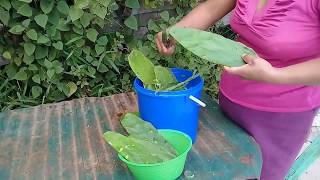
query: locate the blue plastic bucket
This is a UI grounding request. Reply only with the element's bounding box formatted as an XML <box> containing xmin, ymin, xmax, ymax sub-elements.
<box><xmin>133</xmin><ymin>68</ymin><xmax>204</xmax><ymax>142</ymax></box>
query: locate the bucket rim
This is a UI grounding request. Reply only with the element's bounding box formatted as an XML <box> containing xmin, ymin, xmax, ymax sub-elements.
<box><xmin>118</xmin><ymin>129</ymin><xmax>192</xmax><ymax>167</ymax></box>
<box><xmin>133</xmin><ymin>68</ymin><xmax>204</xmax><ymax>96</ymax></box>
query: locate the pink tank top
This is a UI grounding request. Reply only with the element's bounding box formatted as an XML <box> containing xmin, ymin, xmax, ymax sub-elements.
<box><xmin>220</xmin><ymin>0</ymin><xmax>320</xmax><ymax>112</ymax></box>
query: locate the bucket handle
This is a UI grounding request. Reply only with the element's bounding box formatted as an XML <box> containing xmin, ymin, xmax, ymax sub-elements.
<box><xmin>189</xmin><ymin>95</ymin><xmax>206</xmax><ymax>107</ymax></box>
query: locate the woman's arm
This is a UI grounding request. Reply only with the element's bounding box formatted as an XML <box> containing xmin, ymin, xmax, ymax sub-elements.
<box><xmin>174</xmin><ymin>0</ymin><xmax>236</xmax><ymax>29</ymax></box>
<box><xmin>273</xmin><ymin>58</ymin><xmax>320</xmax><ymax>85</ymax></box>
<box><xmin>224</xmin><ymin>55</ymin><xmax>320</xmax><ymax>85</ymax></box>
<box><xmin>156</xmin><ymin>0</ymin><xmax>236</xmax><ymax>55</ymax></box>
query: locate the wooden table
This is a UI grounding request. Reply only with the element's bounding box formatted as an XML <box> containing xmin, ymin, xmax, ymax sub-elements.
<box><xmin>0</xmin><ymin>92</ymin><xmax>262</xmax><ymax>180</ymax></box>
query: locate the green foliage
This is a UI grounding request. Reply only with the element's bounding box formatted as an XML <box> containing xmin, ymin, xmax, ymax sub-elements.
<box><xmin>0</xmin><ymin>0</ymin><xmax>235</xmax><ymax>111</ymax></box>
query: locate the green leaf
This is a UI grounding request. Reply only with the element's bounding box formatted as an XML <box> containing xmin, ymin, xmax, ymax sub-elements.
<box><xmin>48</xmin><ymin>8</ymin><xmax>60</xmax><ymax>26</ymax></box>
<box><xmin>18</xmin><ymin>0</ymin><xmax>32</xmax><ymax>3</ymax></box>
<box><xmin>47</xmin><ymin>69</ymin><xmax>55</xmax><ymax>79</ymax></box>
<box><xmin>57</xmin><ymin>0</ymin><xmax>69</xmax><ymax>15</ymax></box>
<box><xmin>97</xmin><ymin>36</ymin><xmax>108</xmax><ymax>46</ymax></box>
<box><xmin>28</xmin><ymin>64</ymin><xmax>38</xmax><ymax>71</ymax></box>
<box><xmin>34</xmin><ymin>14</ymin><xmax>48</xmax><ymax>28</ymax></box>
<box><xmin>3</xmin><ymin>51</ymin><xmax>11</xmax><ymax>60</ymax></box>
<box><xmin>26</xmin><ymin>29</ymin><xmax>38</xmax><ymax>40</ymax></box>
<box><xmin>32</xmin><ymin>75</ymin><xmax>41</xmax><ymax>84</ymax></box>
<box><xmin>75</xmin><ymin>0</ymin><xmax>89</xmax><ymax>9</ymax></box>
<box><xmin>86</xmin><ymin>28</ymin><xmax>98</xmax><ymax>42</ymax></box>
<box><xmin>128</xmin><ymin>49</ymin><xmax>156</xmax><ymax>86</ymax></box>
<box><xmin>37</xmin><ymin>34</ymin><xmax>50</xmax><ymax>44</ymax></box>
<box><xmin>124</xmin><ymin>16</ymin><xmax>138</xmax><ymax>30</ymax></box>
<box><xmin>80</xmin><ymin>13</ymin><xmax>91</xmax><ymax>28</ymax></box>
<box><xmin>69</xmin><ymin>6</ymin><xmax>84</xmax><ymax>22</ymax></box>
<box><xmin>40</xmin><ymin>0</ymin><xmax>54</xmax><ymax>14</ymax></box>
<box><xmin>17</xmin><ymin>4</ymin><xmax>32</xmax><ymax>17</ymax></box>
<box><xmin>160</xmin><ymin>11</ymin><xmax>170</xmax><ymax>22</ymax></box>
<box><xmin>65</xmin><ymin>36</ymin><xmax>82</xmax><ymax>45</ymax></box>
<box><xmin>147</xmin><ymin>19</ymin><xmax>159</xmax><ymax>32</ymax></box>
<box><xmin>0</xmin><ymin>7</ymin><xmax>9</xmax><ymax>25</ymax></box>
<box><xmin>52</xmin><ymin>41</ymin><xmax>63</xmax><ymax>50</ymax></box>
<box><xmin>57</xmin><ymin>19</ymin><xmax>70</xmax><ymax>31</ymax></box>
<box><xmin>95</xmin><ymin>45</ymin><xmax>105</xmax><ymax>55</ymax></box>
<box><xmin>65</xmin><ymin>82</ymin><xmax>77</xmax><ymax>97</ymax></box>
<box><xmin>121</xmin><ymin>113</ymin><xmax>178</xmax><ymax>156</ymax></box>
<box><xmin>23</xmin><ymin>54</ymin><xmax>34</xmax><ymax>65</ymax></box>
<box><xmin>169</xmin><ymin>27</ymin><xmax>256</xmax><ymax>67</ymax></box>
<box><xmin>9</xmin><ymin>25</ymin><xmax>25</xmax><ymax>34</ymax></box>
<box><xmin>90</xmin><ymin>3</ymin><xmax>108</xmax><ymax>19</ymax></box>
<box><xmin>32</xmin><ymin>86</ymin><xmax>42</xmax><ymax>98</ymax></box>
<box><xmin>125</xmin><ymin>0</ymin><xmax>140</xmax><ymax>8</ymax></box>
<box><xmin>0</xmin><ymin>0</ymin><xmax>11</xmax><ymax>10</ymax></box>
<box><xmin>13</xmin><ymin>69</ymin><xmax>28</xmax><ymax>81</ymax></box>
<box><xmin>22</xmin><ymin>19</ymin><xmax>31</xmax><ymax>27</ymax></box>
<box><xmin>44</xmin><ymin>59</ymin><xmax>53</xmax><ymax>69</ymax></box>
<box><xmin>97</xmin><ymin>63</ymin><xmax>108</xmax><ymax>73</ymax></box>
<box><xmin>24</xmin><ymin>42</ymin><xmax>36</xmax><ymax>56</ymax></box>
<box><xmin>154</xmin><ymin>66</ymin><xmax>180</xmax><ymax>90</ymax></box>
<box><xmin>35</xmin><ymin>46</ymin><xmax>48</xmax><ymax>59</ymax></box>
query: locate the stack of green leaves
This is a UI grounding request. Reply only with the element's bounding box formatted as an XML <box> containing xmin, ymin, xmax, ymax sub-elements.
<box><xmin>128</xmin><ymin>49</ymin><xmax>198</xmax><ymax>91</ymax></box>
<box><xmin>168</xmin><ymin>27</ymin><xmax>257</xmax><ymax>67</ymax></box>
<box><xmin>103</xmin><ymin>113</ymin><xmax>178</xmax><ymax>164</ymax></box>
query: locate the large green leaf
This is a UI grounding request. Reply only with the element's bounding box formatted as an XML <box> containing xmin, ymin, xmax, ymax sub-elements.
<box><xmin>66</xmin><ymin>81</ymin><xmax>77</xmax><ymax>97</ymax></box>
<box><xmin>124</xmin><ymin>15</ymin><xmax>138</xmax><ymax>30</ymax></box>
<box><xmin>37</xmin><ymin>34</ymin><xmax>50</xmax><ymax>44</ymax></box>
<box><xmin>80</xmin><ymin>13</ymin><xmax>91</xmax><ymax>28</ymax></box>
<box><xmin>69</xmin><ymin>6</ymin><xmax>84</xmax><ymax>22</ymax></box>
<box><xmin>26</xmin><ymin>29</ymin><xmax>38</xmax><ymax>41</ymax></box>
<box><xmin>32</xmin><ymin>86</ymin><xmax>43</xmax><ymax>98</ymax></box>
<box><xmin>57</xmin><ymin>0</ymin><xmax>69</xmax><ymax>15</ymax></box>
<box><xmin>86</xmin><ymin>28</ymin><xmax>98</xmax><ymax>42</ymax></box>
<box><xmin>75</xmin><ymin>0</ymin><xmax>89</xmax><ymax>9</ymax></box>
<box><xmin>9</xmin><ymin>25</ymin><xmax>25</xmax><ymax>34</ymax></box>
<box><xmin>90</xmin><ymin>3</ymin><xmax>108</xmax><ymax>19</ymax></box>
<box><xmin>35</xmin><ymin>46</ymin><xmax>48</xmax><ymax>59</ymax></box>
<box><xmin>97</xmin><ymin>36</ymin><xmax>108</xmax><ymax>46</ymax></box>
<box><xmin>125</xmin><ymin>0</ymin><xmax>140</xmax><ymax>8</ymax></box>
<box><xmin>24</xmin><ymin>42</ymin><xmax>36</xmax><ymax>56</ymax></box>
<box><xmin>22</xmin><ymin>19</ymin><xmax>30</xmax><ymax>27</ymax></box>
<box><xmin>32</xmin><ymin>74</ymin><xmax>41</xmax><ymax>84</ymax></box>
<box><xmin>169</xmin><ymin>27</ymin><xmax>256</xmax><ymax>67</ymax></box>
<box><xmin>40</xmin><ymin>0</ymin><xmax>54</xmax><ymax>14</ymax></box>
<box><xmin>154</xmin><ymin>66</ymin><xmax>180</xmax><ymax>90</ymax></box>
<box><xmin>0</xmin><ymin>7</ymin><xmax>9</xmax><ymax>25</ymax></box>
<box><xmin>13</xmin><ymin>69</ymin><xmax>28</xmax><ymax>81</ymax></box>
<box><xmin>103</xmin><ymin>131</ymin><xmax>176</xmax><ymax>164</ymax></box>
<box><xmin>18</xmin><ymin>0</ymin><xmax>32</xmax><ymax>3</ymax></box>
<box><xmin>17</xmin><ymin>4</ymin><xmax>32</xmax><ymax>17</ymax></box>
<box><xmin>34</xmin><ymin>14</ymin><xmax>48</xmax><ymax>28</ymax></box>
<box><xmin>3</xmin><ymin>51</ymin><xmax>11</xmax><ymax>60</ymax></box>
<box><xmin>48</xmin><ymin>8</ymin><xmax>60</xmax><ymax>26</ymax></box>
<box><xmin>52</xmin><ymin>41</ymin><xmax>63</xmax><ymax>50</ymax></box>
<box><xmin>0</xmin><ymin>0</ymin><xmax>11</xmax><ymax>10</ymax></box>
<box><xmin>121</xmin><ymin>113</ymin><xmax>178</xmax><ymax>156</ymax></box>
<box><xmin>128</xmin><ymin>49</ymin><xmax>156</xmax><ymax>86</ymax></box>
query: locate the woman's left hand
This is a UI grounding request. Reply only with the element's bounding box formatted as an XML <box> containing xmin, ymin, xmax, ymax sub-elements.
<box><xmin>224</xmin><ymin>54</ymin><xmax>278</xmax><ymax>83</ymax></box>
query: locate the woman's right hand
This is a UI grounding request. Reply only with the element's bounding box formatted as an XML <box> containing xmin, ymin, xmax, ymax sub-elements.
<box><xmin>155</xmin><ymin>31</ymin><xmax>176</xmax><ymax>56</ymax></box>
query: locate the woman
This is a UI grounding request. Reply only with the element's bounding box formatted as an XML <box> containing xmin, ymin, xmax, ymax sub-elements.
<box><xmin>155</xmin><ymin>0</ymin><xmax>320</xmax><ymax>179</ymax></box>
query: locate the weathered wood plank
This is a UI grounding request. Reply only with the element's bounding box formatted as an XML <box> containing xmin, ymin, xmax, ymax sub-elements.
<box><xmin>286</xmin><ymin>135</ymin><xmax>320</xmax><ymax>180</ymax></box>
<box><xmin>0</xmin><ymin>92</ymin><xmax>262</xmax><ymax>180</ymax></box>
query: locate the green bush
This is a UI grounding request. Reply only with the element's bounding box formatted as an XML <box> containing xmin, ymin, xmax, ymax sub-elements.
<box><xmin>0</xmin><ymin>0</ymin><xmax>236</xmax><ymax>111</ymax></box>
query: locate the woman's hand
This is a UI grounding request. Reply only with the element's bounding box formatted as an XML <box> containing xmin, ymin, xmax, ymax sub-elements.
<box><xmin>155</xmin><ymin>31</ymin><xmax>176</xmax><ymax>56</ymax></box>
<box><xmin>224</xmin><ymin>54</ymin><xmax>279</xmax><ymax>83</ymax></box>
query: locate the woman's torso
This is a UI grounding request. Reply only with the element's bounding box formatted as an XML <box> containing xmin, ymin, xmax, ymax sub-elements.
<box><xmin>220</xmin><ymin>0</ymin><xmax>320</xmax><ymax>112</ymax></box>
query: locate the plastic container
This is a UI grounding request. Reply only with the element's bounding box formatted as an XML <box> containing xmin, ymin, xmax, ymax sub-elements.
<box><xmin>133</xmin><ymin>68</ymin><xmax>204</xmax><ymax>142</ymax></box>
<box><xmin>118</xmin><ymin>129</ymin><xmax>192</xmax><ymax>180</ymax></box>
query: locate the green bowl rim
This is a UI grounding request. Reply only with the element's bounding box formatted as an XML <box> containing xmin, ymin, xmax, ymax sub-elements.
<box><xmin>118</xmin><ymin>129</ymin><xmax>192</xmax><ymax>167</ymax></box>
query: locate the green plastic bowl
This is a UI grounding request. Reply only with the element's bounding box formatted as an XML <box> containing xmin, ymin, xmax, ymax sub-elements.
<box><xmin>118</xmin><ymin>129</ymin><xmax>192</xmax><ymax>180</ymax></box>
